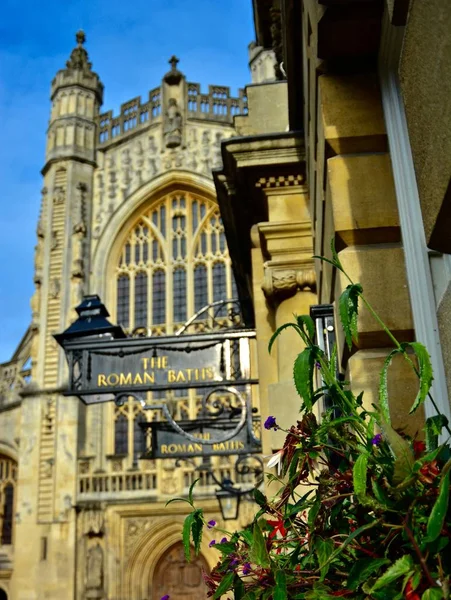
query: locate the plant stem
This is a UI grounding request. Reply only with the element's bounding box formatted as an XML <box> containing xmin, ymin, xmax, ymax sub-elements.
<box><xmin>404</xmin><ymin>523</ymin><xmax>438</xmax><ymax>589</ymax></box>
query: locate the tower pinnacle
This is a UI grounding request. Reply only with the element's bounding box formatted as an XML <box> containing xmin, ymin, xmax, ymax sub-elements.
<box><xmin>66</xmin><ymin>30</ymin><xmax>92</xmax><ymax>72</ymax></box>
<box><xmin>169</xmin><ymin>55</ymin><xmax>179</xmax><ymax>70</ymax></box>
<box><xmin>75</xmin><ymin>30</ymin><xmax>86</xmax><ymax>46</ymax></box>
<box><xmin>164</xmin><ymin>55</ymin><xmax>183</xmax><ymax>85</ymax></box>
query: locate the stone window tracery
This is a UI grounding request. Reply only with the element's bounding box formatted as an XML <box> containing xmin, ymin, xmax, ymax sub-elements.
<box><xmin>0</xmin><ymin>455</ymin><xmax>17</xmax><ymax>545</ymax></box>
<box><xmin>113</xmin><ymin>191</ymin><xmax>236</xmax><ymax>463</ymax></box>
<box><xmin>114</xmin><ymin>191</ymin><xmax>234</xmax><ymax>335</ymax></box>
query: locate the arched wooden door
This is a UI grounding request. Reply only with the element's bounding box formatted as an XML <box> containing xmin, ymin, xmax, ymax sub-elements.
<box><xmin>151</xmin><ymin>542</ymin><xmax>209</xmax><ymax>600</ymax></box>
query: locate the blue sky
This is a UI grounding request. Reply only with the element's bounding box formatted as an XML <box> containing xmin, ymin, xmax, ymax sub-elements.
<box><xmin>0</xmin><ymin>0</ymin><xmax>255</xmax><ymax>362</ymax></box>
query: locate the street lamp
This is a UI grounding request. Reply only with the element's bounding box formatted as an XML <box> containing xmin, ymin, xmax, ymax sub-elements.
<box><xmin>54</xmin><ymin>295</ymin><xmax>125</xmax><ymax>347</ymax></box>
<box><xmin>215</xmin><ymin>478</ymin><xmax>242</xmax><ymax>521</ymax></box>
<box><xmin>54</xmin><ymin>295</ymin><xmax>126</xmax><ymax>404</ymax></box>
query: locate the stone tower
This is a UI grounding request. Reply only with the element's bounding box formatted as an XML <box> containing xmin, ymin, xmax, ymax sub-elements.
<box><xmin>12</xmin><ymin>32</ymin><xmax>104</xmax><ymax>599</ymax></box>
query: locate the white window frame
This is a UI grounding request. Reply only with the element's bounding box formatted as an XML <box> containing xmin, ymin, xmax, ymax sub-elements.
<box><xmin>379</xmin><ymin>10</ymin><xmax>451</xmax><ymax>424</ymax></box>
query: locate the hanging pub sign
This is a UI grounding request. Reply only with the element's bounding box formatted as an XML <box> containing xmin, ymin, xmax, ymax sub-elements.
<box><xmin>57</xmin><ymin>326</ymin><xmax>257</xmax><ymax>404</ymax></box>
<box><xmin>54</xmin><ymin>295</ymin><xmax>262</xmax><ymax>459</ymax></box>
<box><xmin>142</xmin><ymin>416</ymin><xmax>261</xmax><ymax>459</ymax></box>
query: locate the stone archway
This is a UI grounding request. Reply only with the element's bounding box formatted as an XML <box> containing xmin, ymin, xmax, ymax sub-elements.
<box><xmin>151</xmin><ymin>542</ymin><xmax>208</xmax><ymax>600</ymax></box>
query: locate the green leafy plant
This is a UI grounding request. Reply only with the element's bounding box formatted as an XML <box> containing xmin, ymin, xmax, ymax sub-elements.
<box><xmin>172</xmin><ymin>243</ymin><xmax>451</xmax><ymax>599</ymax></box>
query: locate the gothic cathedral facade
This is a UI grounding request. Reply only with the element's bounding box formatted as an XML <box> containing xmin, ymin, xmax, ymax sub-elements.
<box><xmin>0</xmin><ymin>32</ymin><xmax>268</xmax><ymax>600</ymax></box>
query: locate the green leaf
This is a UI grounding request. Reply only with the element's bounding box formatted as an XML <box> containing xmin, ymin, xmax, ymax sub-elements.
<box><xmin>353</xmin><ymin>454</ymin><xmax>368</xmax><ymax>500</ymax></box>
<box><xmin>421</xmin><ymin>589</ymin><xmax>444</xmax><ymax>600</ymax></box>
<box><xmin>379</xmin><ymin>348</ymin><xmax>402</xmax><ymax>424</ymax></box>
<box><xmin>293</xmin><ymin>347</ymin><xmax>315</xmax><ymax>410</ymax></box>
<box><xmin>308</xmin><ymin>498</ymin><xmax>321</xmax><ymax>527</ymax></box>
<box><xmin>253</xmin><ymin>488</ymin><xmax>267</xmax><ymax>508</ymax></box>
<box><xmin>404</xmin><ymin>342</ymin><xmax>434</xmax><ymax>414</ymax></box>
<box><xmin>425</xmin><ymin>415</ymin><xmax>448</xmax><ymax>452</ymax></box>
<box><xmin>274</xmin><ymin>570</ymin><xmax>287</xmax><ymax>600</ymax></box>
<box><xmin>295</xmin><ymin>314</ymin><xmax>316</xmax><ymax>343</ymax></box>
<box><xmin>234</xmin><ymin>575</ymin><xmax>245</xmax><ymax>600</ymax></box>
<box><xmin>182</xmin><ymin>512</ymin><xmax>195</xmax><ymax>561</ymax></box>
<box><xmin>315</xmin><ymin>538</ymin><xmax>334</xmax><ymax>581</ymax></box>
<box><xmin>312</xmin><ymin>255</ymin><xmax>343</xmax><ymax>273</ymax></box>
<box><xmin>338</xmin><ymin>284</ymin><xmax>362</xmax><ymax>351</ymax></box>
<box><xmin>214</xmin><ymin>541</ymin><xmax>237</xmax><ymax>555</ymax></box>
<box><xmin>425</xmin><ymin>471</ymin><xmax>450</xmax><ymax>543</ymax></box>
<box><xmin>165</xmin><ymin>496</ymin><xmax>191</xmax><ymax>506</ymax></box>
<box><xmin>371</xmin><ymin>479</ymin><xmax>395</xmax><ymax>508</ymax></box>
<box><xmin>320</xmin><ymin>518</ymin><xmax>381</xmax><ymax>571</ymax></box>
<box><xmin>249</xmin><ymin>521</ymin><xmax>270</xmax><ymax>568</ymax></box>
<box><xmin>182</xmin><ymin>509</ymin><xmax>203</xmax><ymax>560</ymax></box>
<box><xmin>330</xmin><ymin>236</ymin><xmax>344</xmax><ymax>271</ymax></box>
<box><xmin>240</xmin><ymin>528</ymin><xmax>254</xmax><ymax>546</ymax></box>
<box><xmin>370</xmin><ymin>555</ymin><xmax>414</xmax><ymax>592</ymax></box>
<box><xmin>347</xmin><ymin>557</ymin><xmax>390</xmax><ymax>591</ymax></box>
<box><xmin>268</xmin><ymin>322</ymin><xmax>303</xmax><ymax>354</ymax></box>
<box><xmin>380</xmin><ymin>420</ymin><xmax>414</xmax><ymax>484</ymax></box>
<box><xmin>213</xmin><ymin>570</ymin><xmax>235</xmax><ymax>599</ymax></box>
<box><xmin>191</xmin><ymin>509</ymin><xmax>203</xmax><ymax>555</ymax></box>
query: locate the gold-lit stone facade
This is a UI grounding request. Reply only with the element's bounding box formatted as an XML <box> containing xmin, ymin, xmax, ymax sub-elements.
<box><xmin>0</xmin><ymin>32</ymin><xmax>257</xmax><ymax>600</ymax></box>
<box><xmin>3</xmin><ymin>1</ymin><xmax>451</xmax><ymax>598</ymax></box>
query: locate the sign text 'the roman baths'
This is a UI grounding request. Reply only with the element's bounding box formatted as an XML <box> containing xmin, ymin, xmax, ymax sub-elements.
<box><xmin>96</xmin><ymin>355</ymin><xmax>216</xmax><ymax>387</ymax></box>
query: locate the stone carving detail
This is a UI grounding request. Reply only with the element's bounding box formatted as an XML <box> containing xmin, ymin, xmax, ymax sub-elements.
<box><xmin>124</xmin><ymin>517</ymin><xmax>153</xmax><ymax>556</ymax></box>
<box><xmin>86</xmin><ymin>543</ymin><xmax>104</xmax><ymax>597</ymax></box>
<box><xmin>164</xmin><ymin>98</ymin><xmax>183</xmax><ymax>149</ymax></box>
<box><xmin>262</xmin><ymin>265</ymin><xmax>316</xmax><ymax>300</ymax></box>
<box><xmin>90</xmin><ymin>126</ymin><xmax>233</xmax><ymax>242</ymax></box>
<box><xmin>53</xmin><ymin>186</ymin><xmax>66</xmax><ymax>205</ymax></box>
<box><xmin>49</xmin><ymin>278</ymin><xmax>61</xmax><ymax>299</ymax></box>
<box><xmin>30</xmin><ymin>285</ymin><xmax>41</xmax><ymax>329</ymax></box>
<box><xmin>71</xmin><ymin>182</ymin><xmax>88</xmax><ymax>308</ymax></box>
<box><xmin>66</xmin><ymin>30</ymin><xmax>93</xmax><ymax>73</ymax></box>
<box><xmin>81</xmin><ymin>506</ymin><xmax>104</xmax><ymax>537</ymax></box>
<box><xmin>73</xmin><ymin>182</ymin><xmax>87</xmax><ymax>234</ymax></box>
<box><xmin>51</xmin><ymin>231</ymin><xmax>58</xmax><ymax>250</ymax></box>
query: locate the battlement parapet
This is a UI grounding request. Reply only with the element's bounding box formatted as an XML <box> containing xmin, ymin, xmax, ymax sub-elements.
<box><xmin>97</xmin><ymin>83</ymin><xmax>248</xmax><ymax>146</ymax></box>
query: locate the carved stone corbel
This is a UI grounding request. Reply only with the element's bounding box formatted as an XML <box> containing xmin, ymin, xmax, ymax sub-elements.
<box><xmin>262</xmin><ymin>261</ymin><xmax>316</xmax><ymax>302</ymax></box>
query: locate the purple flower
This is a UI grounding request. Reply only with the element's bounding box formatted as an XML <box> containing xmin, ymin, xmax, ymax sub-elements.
<box><xmin>161</xmin><ymin>596</ymin><xmax>170</xmax><ymax>600</ymax></box>
<box><xmin>264</xmin><ymin>416</ymin><xmax>278</xmax><ymax>430</ymax></box>
<box><xmin>372</xmin><ymin>433</ymin><xmax>382</xmax><ymax>446</ymax></box>
<box><xmin>220</xmin><ymin>537</ymin><xmax>227</xmax><ymax>543</ymax></box>
<box><xmin>207</xmin><ymin>520</ymin><xmax>216</xmax><ymax>529</ymax></box>
<box><xmin>230</xmin><ymin>557</ymin><xmax>239</xmax><ymax>566</ymax></box>
<box><xmin>315</xmin><ymin>361</ymin><xmax>321</xmax><ymax>370</ymax></box>
<box><xmin>209</xmin><ymin>539</ymin><xmax>216</xmax><ymax>547</ymax></box>
<box><xmin>242</xmin><ymin>562</ymin><xmax>252</xmax><ymax>575</ymax></box>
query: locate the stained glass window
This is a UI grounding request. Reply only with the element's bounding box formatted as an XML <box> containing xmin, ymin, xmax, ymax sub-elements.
<box><xmin>153</xmin><ymin>270</ymin><xmax>166</xmax><ymax>324</ymax></box>
<box><xmin>194</xmin><ymin>264</ymin><xmax>208</xmax><ymax>313</ymax></box>
<box><xmin>114</xmin><ymin>413</ymin><xmax>128</xmax><ymax>455</ymax></box>
<box><xmin>173</xmin><ymin>267</ymin><xmax>187</xmax><ymax>323</ymax></box>
<box><xmin>134</xmin><ymin>272</ymin><xmax>147</xmax><ymax>328</ymax></box>
<box><xmin>117</xmin><ymin>275</ymin><xmax>130</xmax><ymax>328</ymax></box>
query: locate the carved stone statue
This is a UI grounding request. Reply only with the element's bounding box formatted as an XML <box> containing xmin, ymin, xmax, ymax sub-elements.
<box><xmin>73</xmin><ymin>182</ymin><xmax>87</xmax><ymax>234</ymax></box>
<box><xmin>86</xmin><ymin>543</ymin><xmax>104</xmax><ymax>597</ymax></box>
<box><xmin>164</xmin><ymin>98</ymin><xmax>182</xmax><ymax>148</ymax></box>
<box><xmin>30</xmin><ymin>283</ymin><xmax>41</xmax><ymax>327</ymax></box>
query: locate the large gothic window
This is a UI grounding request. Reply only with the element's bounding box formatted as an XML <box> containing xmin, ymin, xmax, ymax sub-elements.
<box><xmin>114</xmin><ymin>192</ymin><xmax>235</xmax><ymax>335</ymax></box>
<box><xmin>113</xmin><ymin>192</ymin><xmax>237</xmax><ymax>463</ymax></box>
<box><xmin>0</xmin><ymin>455</ymin><xmax>17</xmax><ymax>545</ymax></box>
